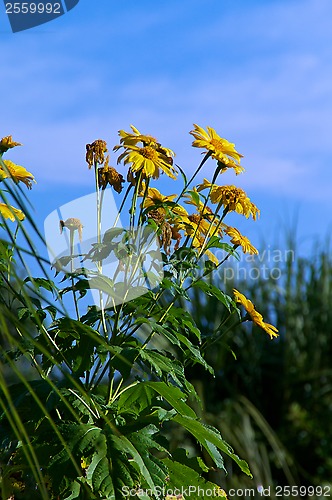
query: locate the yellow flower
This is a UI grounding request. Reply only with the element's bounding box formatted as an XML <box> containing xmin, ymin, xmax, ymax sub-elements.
<box><xmin>117</xmin><ymin>124</ymin><xmax>158</xmax><ymax>148</ymax></box>
<box><xmin>197</xmin><ymin>180</ymin><xmax>260</xmax><ymax>220</ymax></box>
<box><xmin>97</xmin><ymin>156</ymin><xmax>125</xmax><ymax>193</ymax></box>
<box><xmin>225</xmin><ymin>226</ymin><xmax>258</xmax><ymax>255</ymax></box>
<box><xmin>0</xmin><ymin>203</ymin><xmax>25</xmax><ymax>221</ymax></box>
<box><xmin>1</xmin><ymin>160</ymin><xmax>36</xmax><ymax>189</ymax></box>
<box><xmin>141</xmin><ymin>185</ymin><xmax>187</xmax><ymax>218</ymax></box>
<box><xmin>114</xmin><ymin>125</ymin><xmax>176</xmax><ymax>180</ymax></box>
<box><xmin>116</xmin><ymin>144</ymin><xmax>177</xmax><ymax>180</ymax></box>
<box><xmin>0</xmin><ymin>135</ymin><xmax>22</xmax><ymax>154</ymax></box>
<box><xmin>86</xmin><ymin>139</ymin><xmax>107</xmax><ymax>168</ymax></box>
<box><xmin>116</xmin><ymin>124</ymin><xmax>175</xmax><ymax>158</ymax></box>
<box><xmin>233</xmin><ymin>289</ymin><xmax>279</xmax><ymax>339</ymax></box>
<box><xmin>141</xmin><ymin>186</ymin><xmax>177</xmax><ymax>205</ymax></box>
<box><xmin>190</xmin><ymin>124</ymin><xmax>244</xmax><ymax>175</ymax></box>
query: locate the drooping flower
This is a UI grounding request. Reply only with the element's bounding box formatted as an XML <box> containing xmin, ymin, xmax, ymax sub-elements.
<box><xmin>225</xmin><ymin>226</ymin><xmax>258</xmax><ymax>255</ymax></box>
<box><xmin>0</xmin><ymin>135</ymin><xmax>22</xmax><ymax>154</ymax></box>
<box><xmin>197</xmin><ymin>180</ymin><xmax>260</xmax><ymax>220</ymax></box>
<box><xmin>190</xmin><ymin>124</ymin><xmax>244</xmax><ymax>175</ymax></box>
<box><xmin>233</xmin><ymin>289</ymin><xmax>279</xmax><ymax>339</ymax></box>
<box><xmin>142</xmin><ymin>187</ymin><xmax>187</xmax><ymax>253</ymax></box>
<box><xmin>86</xmin><ymin>140</ymin><xmax>108</xmax><ymax>168</ymax></box>
<box><xmin>60</xmin><ymin>217</ymin><xmax>83</xmax><ymax>243</ymax></box>
<box><xmin>116</xmin><ymin>144</ymin><xmax>177</xmax><ymax>180</ymax></box>
<box><xmin>148</xmin><ymin>209</ymin><xmax>174</xmax><ymax>254</ymax></box>
<box><xmin>97</xmin><ymin>156</ymin><xmax>125</xmax><ymax>193</ymax></box>
<box><xmin>0</xmin><ymin>160</ymin><xmax>36</xmax><ymax>189</ymax></box>
<box><xmin>0</xmin><ymin>203</ymin><xmax>25</xmax><ymax>221</ymax></box>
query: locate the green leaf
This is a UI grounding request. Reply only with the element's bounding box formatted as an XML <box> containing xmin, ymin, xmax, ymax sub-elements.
<box><xmin>144</xmin><ymin>382</ymin><xmax>197</xmax><ymax>419</ymax></box>
<box><xmin>192</xmin><ymin>280</ymin><xmax>232</xmax><ymax>311</ymax></box>
<box><xmin>173</xmin><ymin>415</ymin><xmax>252</xmax><ymax>476</ymax></box>
<box><xmin>128</xmin><ymin>424</ymin><xmax>168</xmax><ymax>488</ymax></box>
<box><xmin>163</xmin><ymin>459</ymin><xmax>228</xmax><ymax>499</ymax></box>
<box><xmin>187</xmin><ymin>189</ymin><xmax>201</xmax><ymax>207</ymax></box>
<box><xmin>117</xmin><ymin>383</ymin><xmax>156</xmax><ymax>416</ymax></box>
<box><xmin>176</xmin><ymin>332</ymin><xmax>213</xmax><ymax>374</ymax></box>
<box><xmin>24</xmin><ymin>276</ymin><xmax>57</xmax><ymax>294</ymax></box>
<box><xmin>139</xmin><ymin>350</ymin><xmax>193</xmax><ymax>392</ymax></box>
<box><xmin>86</xmin><ymin>431</ymin><xmax>114</xmax><ymax>499</ymax></box>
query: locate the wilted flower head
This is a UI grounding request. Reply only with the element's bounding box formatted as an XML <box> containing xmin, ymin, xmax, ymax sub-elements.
<box><xmin>97</xmin><ymin>156</ymin><xmax>125</xmax><ymax>193</ymax></box>
<box><xmin>86</xmin><ymin>139</ymin><xmax>108</xmax><ymax>168</ymax></box>
<box><xmin>0</xmin><ymin>160</ymin><xmax>36</xmax><ymax>189</ymax></box>
<box><xmin>60</xmin><ymin>217</ymin><xmax>83</xmax><ymax>242</ymax></box>
<box><xmin>0</xmin><ymin>135</ymin><xmax>22</xmax><ymax>154</ymax></box>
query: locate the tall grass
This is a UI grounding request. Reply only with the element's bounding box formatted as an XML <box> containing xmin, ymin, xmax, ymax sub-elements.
<box><xmin>184</xmin><ymin>235</ymin><xmax>332</xmax><ymax>496</ymax></box>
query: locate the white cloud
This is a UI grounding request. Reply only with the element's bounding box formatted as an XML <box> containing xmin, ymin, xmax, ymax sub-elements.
<box><xmin>2</xmin><ymin>0</ymin><xmax>332</xmax><ymax>208</ymax></box>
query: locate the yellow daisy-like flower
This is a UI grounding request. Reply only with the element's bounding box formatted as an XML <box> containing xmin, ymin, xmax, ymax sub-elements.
<box><xmin>116</xmin><ymin>144</ymin><xmax>177</xmax><ymax>180</ymax></box>
<box><xmin>116</xmin><ymin>125</ymin><xmax>175</xmax><ymax>158</ymax></box>
<box><xmin>233</xmin><ymin>289</ymin><xmax>279</xmax><ymax>339</ymax></box>
<box><xmin>190</xmin><ymin>124</ymin><xmax>244</xmax><ymax>175</ymax></box>
<box><xmin>0</xmin><ymin>203</ymin><xmax>25</xmax><ymax>221</ymax></box>
<box><xmin>86</xmin><ymin>139</ymin><xmax>108</xmax><ymax>168</ymax></box>
<box><xmin>225</xmin><ymin>226</ymin><xmax>258</xmax><ymax>255</ymax></box>
<box><xmin>141</xmin><ymin>186</ymin><xmax>176</xmax><ymax>205</ymax></box>
<box><xmin>97</xmin><ymin>156</ymin><xmax>125</xmax><ymax>193</ymax></box>
<box><xmin>141</xmin><ymin>185</ymin><xmax>188</xmax><ymax>218</ymax></box>
<box><xmin>197</xmin><ymin>180</ymin><xmax>260</xmax><ymax>221</ymax></box>
<box><xmin>117</xmin><ymin>124</ymin><xmax>158</xmax><ymax>148</ymax></box>
<box><xmin>1</xmin><ymin>160</ymin><xmax>36</xmax><ymax>189</ymax></box>
<box><xmin>0</xmin><ymin>135</ymin><xmax>22</xmax><ymax>154</ymax></box>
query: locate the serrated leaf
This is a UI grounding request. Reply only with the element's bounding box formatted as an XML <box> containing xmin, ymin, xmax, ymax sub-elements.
<box><xmin>173</xmin><ymin>415</ymin><xmax>252</xmax><ymax>477</ymax></box>
<box><xmin>192</xmin><ymin>281</ymin><xmax>232</xmax><ymax>311</ymax></box>
<box><xmin>163</xmin><ymin>459</ymin><xmax>228</xmax><ymax>499</ymax></box>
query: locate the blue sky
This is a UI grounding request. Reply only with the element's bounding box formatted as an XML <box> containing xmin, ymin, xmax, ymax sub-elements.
<box><xmin>2</xmin><ymin>0</ymin><xmax>332</xmax><ymax>260</ymax></box>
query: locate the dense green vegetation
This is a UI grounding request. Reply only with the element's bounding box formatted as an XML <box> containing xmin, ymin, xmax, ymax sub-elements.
<box><xmin>184</xmin><ymin>239</ymin><xmax>332</xmax><ymax>496</ymax></box>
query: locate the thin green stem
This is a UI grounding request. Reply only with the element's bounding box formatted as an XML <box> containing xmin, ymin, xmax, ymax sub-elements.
<box><xmin>94</xmin><ymin>161</ymin><xmax>107</xmax><ymax>337</ymax></box>
<box><xmin>69</xmin><ymin>229</ymin><xmax>80</xmax><ymax>321</ymax></box>
<box><xmin>175</xmin><ymin>151</ymin><xmax>212</xmax><ymax>203</ymax></box>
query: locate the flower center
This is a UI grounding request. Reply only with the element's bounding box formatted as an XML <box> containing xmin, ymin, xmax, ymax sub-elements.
<box><xmin>189</xmin><ymin>214</ymin><xmax>201</xmax><ymax>225</ymax></box>
<box><xmin>210</xmin><ymin>138</ymin><xmax>226</xmax><ymax>151</ymax></box>
<box><xmin>140</xmin><ymin>146</ymin><xmax>159</xmax><ymax>161</ymax></box>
